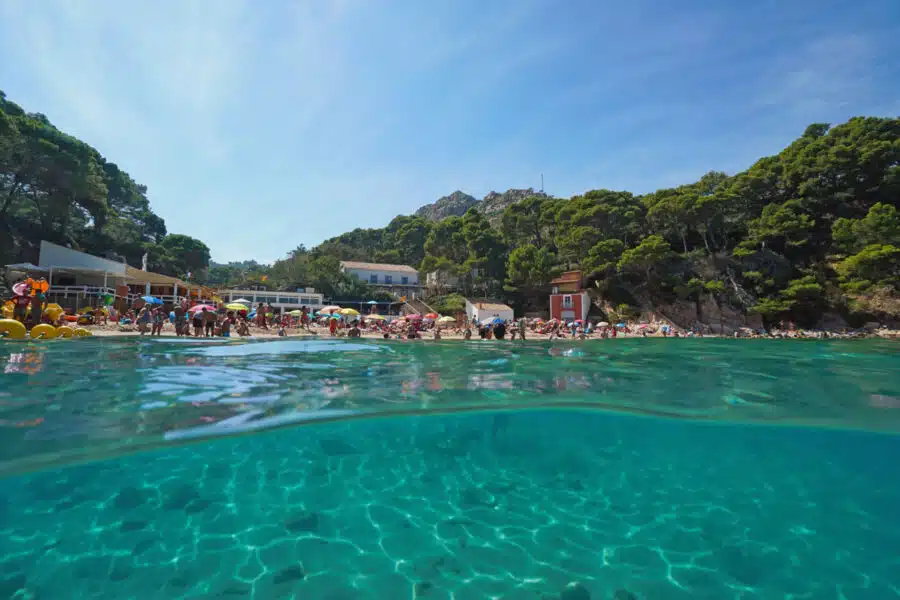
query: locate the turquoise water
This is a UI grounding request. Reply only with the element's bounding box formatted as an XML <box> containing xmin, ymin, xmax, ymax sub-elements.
<box><xmin>1</xmin><ymin>338</ymin><xmax>899</xmax><ymax>599</ymax></box>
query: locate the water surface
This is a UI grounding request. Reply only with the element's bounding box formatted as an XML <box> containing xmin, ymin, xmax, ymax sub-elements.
<box><xmin>1</xmin><ymin>338</ymin><xmax>898</xmax><ymax>598</ymax></box>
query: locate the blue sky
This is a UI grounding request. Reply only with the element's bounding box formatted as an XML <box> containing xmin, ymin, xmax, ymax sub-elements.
<box><xmin>1</xmin><ymin>0</ymin><xmax>898</xmax><ymax>263</ymax></box>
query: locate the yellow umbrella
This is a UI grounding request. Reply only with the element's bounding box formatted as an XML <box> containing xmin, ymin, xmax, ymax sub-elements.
<box><xmin>225</xmin><ymin>303</ymin><xmax>249</xmax><ymax>311</ymax></box>
<box><xmin>287</xmin><ymin>309</ymin><xmax>303</xmax><ymax>316</ymax></box>
<box><xmin>339</xmin><ymin>308</ymin><xmax>360</xmax><ymax>316</ymax></box>
<box><xmin>366</xmin><ymin>314</ymin><xmax>386</xmax><ymax>320</ymax></box>
<box><xmin>437</xmin><ymin>316</ymin><xmax>456</xmax><ymax>324</ymax></box>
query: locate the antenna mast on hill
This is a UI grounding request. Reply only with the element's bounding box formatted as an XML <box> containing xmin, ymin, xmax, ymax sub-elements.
<box><xmin>540</xmin><ymin>173</ymin><xmax>544</xmax><ymax>193</ymax></box>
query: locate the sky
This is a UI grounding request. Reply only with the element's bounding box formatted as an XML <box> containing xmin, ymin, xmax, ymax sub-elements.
<box><xmin>1</xmin><ymin>0</ymin><xmax>899</xmax><ymax>263</ymax></box>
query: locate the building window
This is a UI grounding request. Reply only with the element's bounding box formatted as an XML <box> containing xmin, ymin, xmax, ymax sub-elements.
<box><xmin>401</xmin><ymin>276</ymin><xmax>408</xmax><ymax>285</ymax></box>
<box><xmin>385</xmin><ymin>275</ymin><xmax>393</xmax><ymax>284</ymax></box>
<box><xmin>563</xmin><ymin>295</ymin><xmax>573</xmax><ymax>308</ymax></box>
<box><xmin>369</xmin><ymin>274</ymin><xmax>378</xmax><ymax>283</ymax></box>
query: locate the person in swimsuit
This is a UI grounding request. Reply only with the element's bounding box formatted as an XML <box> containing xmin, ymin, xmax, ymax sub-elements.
<box><xmin>152</xmin><ymin>307</ymin><xmax>165</xmax><ymax>336</ymax></box>
<box><xmin>136</xmin><ymin>305</ymin><xmax>151</xmax><ymax>335</ymax></box>
<box><xmin>202</xmin><ymin>308</ymin><xmax>215</xmax><ymax>337</ymax></box>
<box><xmin>192</xmin><ymin>311</ymin><xmax>203</xmax><ymax>336</ymax></box>
<box><xmin>10</xmin><ymin>292</ymin><xmax>30</xmax><ymax>323</ymax></box>
<box><xmin>173</xmin><ymin>304</ymin><xmax>186</xmax><ymax>336</ymax></box>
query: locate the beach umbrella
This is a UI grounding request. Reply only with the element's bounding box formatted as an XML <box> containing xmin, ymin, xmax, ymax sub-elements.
<box><xmin>189</xmin><ymin>304</ymin><xmax>216</xmax><ymax>313</ymax></box>
<box><xmin>319</xmin><ymin>306</ymin><xmax>341</xmax><ymax>314</ymax></box>
<box><xmin>141</xmin><ymin>295</ymin><xmax>164</xmax><ymax>305</ymax></box>
<box><xmin>482</xmin><ymin>317</ymin><xmax>504</xmax><ymax>326</ymax></box>
<box><xmin>367</xmin><ymin>314</ymin><xmax>387</xmax><ymax>320</ymax></box>
<box><xmin>367</xmin><ymin>300</ymin><xmax>378</xmax><ymax>305</ymax></box>
<box><xmin>232</xmin><ymin>298</ymin><xmax>251</xmax><ymax>304</ymax></box>
<box><xmin>424</xmin><ymin>312</ymin><xmax>439</xmax><ymax>319</ymax></box>
<box><xmin>406</xmin><ymin>314</ymin><xmax>422</xmax><ymax>320</ymax></box>
<box><xmin>287</xmin><ymin>309</ymin><xmax>304</xmax><ymax>316</ymax></box>
<box><xmin>615</xmin><ymin>322</ymin><xmax>626</xmax><ymax>328</ymax></box>
<box><xmin>339</xmin><ymin>308</ymin><xmax>360</xmax><ymax>316</ymax></box>
<box><xmin>12</xmin><ymin>282</ymin><xmax>29</xmax><ymax>296</ymax></box>
<box><xmin>437</xmin><ymin>316</ymin><xmax>456</xmax><ymax>324</ymax></box>
<box><xmin>330</xmin><ymin>314</ymin><xmax>342</xmax><ymax>320</ymax></box>
<box><xmin>225</xmin><ymin>303</ymin><xmax>249</xmax><ymax>312</ymax></box>
<box><xmin>598</xmin><ymin>321</ymin><xmax>609</xmax><ymax>327</ymax></box>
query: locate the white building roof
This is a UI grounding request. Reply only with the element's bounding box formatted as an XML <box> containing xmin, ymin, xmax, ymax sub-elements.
<box><xmin>340</xmin><ymin>261</ymin><xmax>418</xmax><ymax>273</ymax></box>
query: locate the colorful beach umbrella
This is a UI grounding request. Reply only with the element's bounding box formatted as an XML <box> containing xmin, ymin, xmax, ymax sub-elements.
<box><xmin>366</xmin><ymin>314</ymin><xmax>386</xmax><ymax>320</ymax></box>
<box><xmin>189</xmin><ymin>304</ymin><xmax>216</xmax><ymax>313</ymax></box>
<box><xmin>437</xmin><ymin>316</ymin><xmax>456</xmax><ymax>324</ymax></box>
<box><xmin>288</xmin><ymin>309</ymin><xmax>304</xmax><ymax>316</ymax></box>
<box><xmin>225</xmin><ymin>303</ymin><xmax>249</xmax><ymax>312</ymax></box>
<box><xmin>319</xmin><ymin>306</ymin><xmax>341</xmax><ymax>314</ymax></box>
<box><xmin>598</xmin><ymin>321</ymin><xmax>609</xmax><ymax>327</ymax></box>
<box><xmin>339</xmin><ymin>308</ymin><xmax>360</xmax><ymax>316</ymax></box>
<box><xmin>405</xmin><ymin>314</ymin><xmax>422</xmax><ymax>320</ymax></box>
<box><xmin>424</xmin><ymin>312</ymin><xmax>438</xmax><ymax>319</ymax></box>
<box><xmin>141</xmin><ymin>295</ymin><xmax>164</xmax><ymax>305</ymax></box>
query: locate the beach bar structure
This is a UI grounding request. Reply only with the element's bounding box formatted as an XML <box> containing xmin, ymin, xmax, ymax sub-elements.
<box><xmin>220</xmin><ymin>289</ymin><xmax>325</xmax><ymax>313</ymax></box>
<box><xmin>3</xmin><ymin>241</ymin><xmax>213</xmax><ymax>311</ymax></box>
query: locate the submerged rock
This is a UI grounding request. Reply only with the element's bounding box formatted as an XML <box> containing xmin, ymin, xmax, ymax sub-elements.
<box><xmin>559</xmin><ymin>581</ymin><xmax>590</xmax><ymax>600</ymax></box>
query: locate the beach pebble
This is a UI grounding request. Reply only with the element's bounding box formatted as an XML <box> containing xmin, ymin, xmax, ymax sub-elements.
<box><xmin>559</xmin><ymin>581</ymin><xmax>590</xmax><ymax>600</ymax></box>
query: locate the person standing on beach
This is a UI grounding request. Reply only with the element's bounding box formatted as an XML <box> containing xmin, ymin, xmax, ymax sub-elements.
<box><xmin>518</xmin><ymin>317</ymin><xmax>527</xmax><ymax>340</ymax></box>
<box><xmin>202</xmin><ymin>308</ymin><xmax>215</xmax><ymax>337</ymax></box>
<box><xmin>256</xmin><ymin>303</ymin><xmax>268</xmax><ymax>330</ymax></box>
<box><xmin>173</xmin><ymin>303</ymin><xmax>186</xmax><ymax>336</ymax></box>
<box><xmin>136</xmin><ymin>304</ymin><xmax>151</xmax><ymax>335</ymax></box>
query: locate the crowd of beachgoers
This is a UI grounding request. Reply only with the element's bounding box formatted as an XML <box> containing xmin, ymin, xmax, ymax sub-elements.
<box><xmin>84</xmin><ymin>301</ymin><xmax>896</xmax><ymax>341</ymax></box>
<box><xmin>4</xmin><ymin>277</ymin><xmax>896</xmax><ymax>341</ymax></box>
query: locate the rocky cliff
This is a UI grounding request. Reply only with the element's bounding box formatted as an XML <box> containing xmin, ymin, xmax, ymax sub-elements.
<box><xmin>415</xmin><ymin>188</ymin><xmax>551</xmax><ymax>224</ymax></box>
<box><xmin>414</xmin><ymin>191</ymin><xmax>478</xmax><ymax>221</ymax></box>
<box><xmin>475</xmin><ymin>188</ymin><xmax>551</xmax><ymax>226</ymax></box>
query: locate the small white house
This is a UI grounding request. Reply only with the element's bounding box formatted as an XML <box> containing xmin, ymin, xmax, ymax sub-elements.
<box><xmin>340</xmin><ymin>261</ymin><xmax>421</xmax><ymax>294</ymax></box>
<box><xmin>465</xmin><ymin>299</ymin><xmax>514</xmax><ymax>323</ymax></box>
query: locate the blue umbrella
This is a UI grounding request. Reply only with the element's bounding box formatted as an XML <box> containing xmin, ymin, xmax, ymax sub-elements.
<box><xmin>482</xmin><ymin>317</ymin><xmax>504</xmax><ymax>326</ymax></box>
<box><xmin>142</xmin><ymin>295</ymin><xmax>163</xmax><ymax>305</ymax></box>
<box><xmin>367</xmin><ymin>300</ymin><xmax>378</xmax><ymax>304</ymax></box>
<box><xmin>247</xmin><ymin>311</ymin><xmax>256</xmax><ymax>320</ymax></box>
<box><xmin>616</xmin><ymin>322</ymin><xmax>626</xmax><ymax>328</ymax></box>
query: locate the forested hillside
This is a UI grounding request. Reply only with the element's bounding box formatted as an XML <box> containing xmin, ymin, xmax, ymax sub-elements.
<box><xmin>3</xmin><ymin>87</ymin><xmax>897</xmax><ymax>325</ymax></box>
<box><xmin>0</xmin><ymin>91</ymin><xmax>210</xmax><ymax>281</ymax></box>
<box><xmin>259</xmin><ymin>118</ymin><xmax>899</xmax><ymax>325</ymax></box>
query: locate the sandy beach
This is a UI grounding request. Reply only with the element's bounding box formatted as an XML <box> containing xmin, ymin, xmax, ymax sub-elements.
<box><xmin>81</xmin><ymin>321</ymin><xmax>899</xmax><ymax>340</ymax></box>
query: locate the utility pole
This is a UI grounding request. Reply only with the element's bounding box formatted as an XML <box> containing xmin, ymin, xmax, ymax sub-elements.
<box><xmin>540</xmin><ymin>173</ymin><xmax>544</xmax><ymax>193</ymax></box>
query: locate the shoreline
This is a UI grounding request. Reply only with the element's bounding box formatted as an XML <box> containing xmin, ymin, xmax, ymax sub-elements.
<box><xmin>81</xmin><ymin>324</ymin><xmax>899</xmax><ymax>341</ymax></box>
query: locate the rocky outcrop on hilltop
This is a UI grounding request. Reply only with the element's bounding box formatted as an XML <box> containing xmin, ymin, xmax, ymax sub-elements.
<box><xmin>415</xmin><ymin>188</ymin><xmax>551</xmax><ymax>224</ymax></box>
<box><xmin>414</xmin><ymin>191</ymin><xmax>478</xmax><ymax>221</ymax></box>
<box><xmin>475</xmin><ymin>188</ymin><xmax>551</xmax><ymax>225</ymax></box>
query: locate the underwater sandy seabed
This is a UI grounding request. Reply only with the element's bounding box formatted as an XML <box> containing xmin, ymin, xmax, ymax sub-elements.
<box><xmin>1</xmin><ymin>411</ymin><xmax>899</xmax><ymax>600</ymax></box>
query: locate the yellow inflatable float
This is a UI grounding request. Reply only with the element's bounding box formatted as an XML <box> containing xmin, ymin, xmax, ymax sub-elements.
<box><xmin>56</xmin><ymin>326</ymin><xmax>74</xmax><ymax>338</ymax></box>
<box><xmin>0</xmin><ymin>318</ymin><xmax>27</xmax><ymax>339</ymax></box>
<box><xmin>73</xmin><ymin>328</ymin><xmax>92</xmax><ymax>337</ymax></box>
<box><xmin>30</xmin><ymin>324</ymin><xmax>58</xmax><ymax>339</ymax></box>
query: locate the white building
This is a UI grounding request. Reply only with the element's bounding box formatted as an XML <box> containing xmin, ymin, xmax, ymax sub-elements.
<box><xmin>465</xmin><ymin>299</ymin><xmax>514</xmax><ymax>324</ymax></box>
<box><xmin>221</xmin><ymin>289</ymin><xmax>324</xmax><ymax>312</ymax></box>
<box><xmin>340</xmin><ymin>261</ymin><xmax>421</xmax><ymax>295</ymax></box>
<box><xmin>4</xmin><ymin>240</ymin><xmax>211</xmax><ymax>310</ymax></box>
